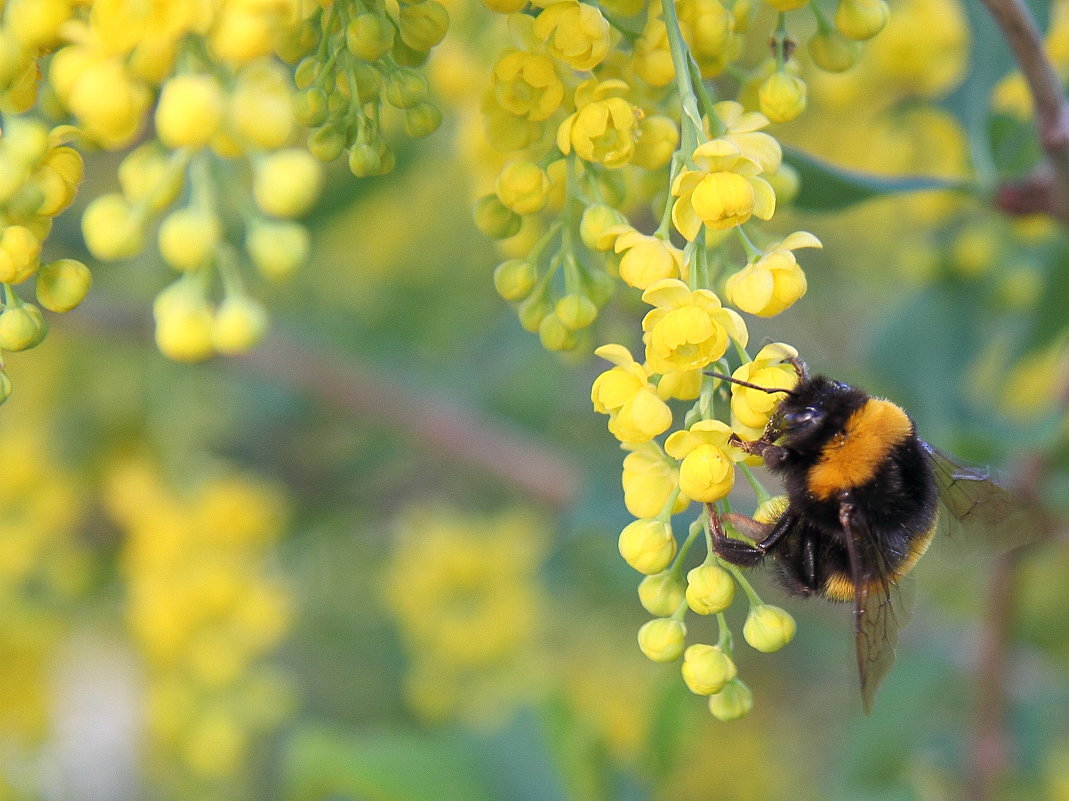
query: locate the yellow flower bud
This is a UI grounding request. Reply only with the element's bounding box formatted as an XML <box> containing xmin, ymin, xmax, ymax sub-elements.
<box><xmin>253</xmin><ymin>149</ymin><xmax>323</xmax><ymax>218</ymax></box>
<box><xmin>310</xmin><ymin>127</ymin><xmax>347</xmax><ymax>164</ymax></box>
<box><xmin>686</xmin><ymin>564</ymin><xmax>735</xmax><ymax>614</ymax></box>
<box><xmin>517</xmin><ymin>295</ymin><xmax>550</xmax><ymax>333</ymax></box>
<box><xmin>229</xmin><ymin>62</ymin><xmax>294</xmax><ymax>151</ymax></box>
<box><xmin>292</xmin><ymin>88</ymin><xmax>329</xmax><ymax>128</ymax></box>
<box><xmin>537</xmin><ymin>312</ymin><xmax>576</xmax><ymax>351</ymax></box>
<box><xmin>681</xmin><ymin>643</ymin><xmax>737</xmax><ymax>695</ymax></box>
<box><xmin>622</xmin><ymin>446</ymin><xmax>690</xmax><ymax>519</ymax></box>
<box><xmin>579</xmin><ymin>204</ymin><xmax>627</xmax><ymax>251</ymax></box>
<box><xmin>0</xmin><ymin>303</ymin><xmax>46</xmax><ymax>351</ymax></box>
<box><xmin>677</xmin><ymin>444</ymin><xmax>735</xmax><ymax>502</ymax></box>
<box><xmin>246</xmin><ymin>221</ymin><xmax>310</xmax><ymax>282</ymax></box>
<box><xmin>637</xmin><ymin>618</ymin><xmax>686</xmax><ymax>662</ymax></box>
<box><xmin>807</xmin><ymin>30</ymin><xmax>860</xmax><ymax>72</ymax></box>
<box><xmin>638</xmin><ymin>572</ymin><xmax>685</xmax><ymax>616</ymax></box>
<box><xmin>403</xmin><ymin>102</ymin><xmax>442</xmax><ymax>138</ymax></box>
<box><xmin>36</xmin><ymin>259</ymin><xmax>92</xmax><ymax>312</ymax></box>
<box><xmin>618</xmin><ymin>518</ymin><xmax>676</xmax><ymax>574</ymax></box>
<box><xmin>346</xmin><ymin>14</ymin><xmax>395</xmax><ymax>60</ymax></box>
<box><xmin>494</xmin><ymin>259</ymin><xmax>538</xmax><ymax>301</ymax></box>
<box><xmin>385</xmin><ymin>67</ymin><xmax>428</xmax><ymax>109</ymax></box>
<box><xmin>743</xmin><ymin>603</ymin><xmax>796</xmax><ymax>652</ymax></box>
<box><xmin>212</xmin><ymin>295</ymin><xmax>268</xmax><ymax>354</ymax></box>
<box><xmin>156</xmin><ymin>74</ymin><xmax>226</xmax><ymax>148</ymax></box>
<box><xmin>709</xmin><ymin>678</ymin><xmax>753</xmax><ymax>720</ymax></box>
<box><xmin>835</xmin><ymin>0</ymin><xmax>890</xmax><ymax>41</ymax></box>
<box><xmin>399</xmin><ymin>1</ymin><xmax>449</xmax><ymax>52</ymax></box>
<box><xmin>555</xmin><ymin>293</ymin><xmax>598</xmax><ymax>329</ymax></box>
<box><xmin>153</xmin><ymin>285</ymin><xmax>214</xmax><ymax>362</ymax></box>
<box><xmin>158</xmin><ymin>207</ymin><xmax>222</xmax><ymax>271</ymax></box>
<box><xmin>535</xmin><ymin>0</ymin><xmax>610</xmax><ymax>71</ymax></box>
<box><xmin>0</xmin><ymin>225</ymin><xmax>42</xmax><ymax>283</ymax></box>
<box><xmin>118</xmin><ymin>144</ymin><xmax>183</xmax><ymax>212</ymax></box>
<box><xmin>497</xmin><ymin>162</ymin><xmax>550</xmax><ymax>216</ymax></box>
<box><xmin>631</xmin><ymin>115</ymin><xmax>680</xmax><ymax>170</ymax></box>
<box><xmin>758</xmin><ymin>72</ymin><xmax>807</xmax><ymax>124</ymax></box>
<box><xmin>473</xmin><ymin>195</ymin><xmax>522</xmax><ymax>239</ymax></box>
<box><xmin>82</xmin><ymin>193</ymin><xmax>145</xmax><ymax>261</ymax></box>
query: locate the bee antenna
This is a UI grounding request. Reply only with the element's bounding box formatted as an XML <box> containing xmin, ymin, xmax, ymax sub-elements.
<box><xmin>705</xmin><ymin>371</ymin><xmax>797</xmax><ymax>396</ymax></box>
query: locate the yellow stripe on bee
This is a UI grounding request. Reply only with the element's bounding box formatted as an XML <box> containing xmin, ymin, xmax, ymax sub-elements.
<box><xmin>807</xmin><ymin>398</ymin><xmax>914</xmax><ymax>501</ymax></box>
<box><xmin>822</xmin><ymin>520</ymin><xmax>936</xmax><ymax>601</ymax></box>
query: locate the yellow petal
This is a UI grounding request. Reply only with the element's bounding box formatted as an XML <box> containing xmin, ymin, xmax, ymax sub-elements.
<box><xmin>594</xmin><ymin>342</ymin><xmax>638</xmax><ymax>367</ymax></box>
<box><xmin>750</xmin><ymin>176</ymin><xmax>776</xmax><ymax>221</ymax></box>
<box><xmin>775</xmin><ymin>230</ymin><xmax>822</xmax><ymax>251</ymax></box>
<box><xmin>641</xmin><ymin>278</ymin><xmax>693</xmax><ymax>310</ymax></box>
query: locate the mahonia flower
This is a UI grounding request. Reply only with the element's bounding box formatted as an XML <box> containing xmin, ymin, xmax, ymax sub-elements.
<box><xmin>534</xmin><ymin>0</ymin><xmax>611</xmax><ymax>71</ymax></box>
<box><xmin>686</xmin><ymin>564</ymin><xmax>735</xmax><ymax>614</ymax></box>
<box><xmin>714</xmin><ymin>101</ymin><xmax>783</xmax><ymax>174</ymax></box>
<box><xmin>557</xmin><ymin>79</ymin><xmax>642</xmax><ymax>169</ymax></box>
<box><xmin>677</xmin><ymin>0</ymin><xmax>739</xmax><ymax>76</ymax></box>
<box><xmin>758</xmin><ymin>71</ymin><xmax>807</xmax><ymax>123</ymax></box>
<box><xmin>618</xmin><ymin>518</ymin><xmax>676</xmax><ymax>574</ymax></box>
<box><xmin>727</xmin><ymin>342</ymin><xmax>800</xmax><ymax>436</ymax></box>
<box><xmin>681</xmin><ymin>643</ymin><xmax>737</xmax><ymax>694</ymax></box>
<box><xmin>638</xmin><ymin>618</ymin><xmax>687</xmax><ymax>662</ymax></box>
<box><xmin>724</xmin><ymin>231</ymin><xmax>821</xmax><ymax>317</ymax></box>
<box><xmin>672</xmin><ymin>139</ymin><xmax>776</xmax><ymax>239</ymax></box>
<box><xmin>633</xmin><ymin>15</ymin><xmax>675</xmax><ymax>86</ymax></box>
<box><xmin>487</xmin><ymin>49</ymin><xmax>565</xmax><ymax>122</ymax></box>
<box><xmin>631</xmin><ymin>115</ymin><xmax>680</xmax><ymax>170</ymax></box>
<box><xmin>655</xmin><ymin>366</ymin><xmax>703</xmax><ymax>401</ymax></box>
<box><xmin>664</xmin><ymin>419</ymin><xmax>746</xmax><ymax>502</ymax></box>
<box><xmin>641</xmin><ymin>279</ymin><xmax>748</xmax><ymax>374</ymax></box>
<box><xmin>743</xmin><ymin>604</ymin><xmax>797</xmax><ymax>652</ymax></box>
<box><xmin>610</xmin><ymin>228</ymin><xmax>684</xmax><ymax>290</ymax></box>
<box><xmin>621</xmin><ymin>442</ymin><xmax>691</xmax><ymax>518</ymax></box>
<box><xmin>591</xmin><ymin>344</ymin><xmax>673</xmax><ymax>443</ymax></box>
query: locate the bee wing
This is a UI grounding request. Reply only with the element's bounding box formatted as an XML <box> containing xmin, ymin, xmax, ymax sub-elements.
<box><xmin>839</xmin><ymin>502</ymin><xmax>914</xmax><ymax>714</ymax></box>
<box><xmin>920</xmin><ymin>441</ymin><xmax>1030</xmax><ymax>549</ymax></box>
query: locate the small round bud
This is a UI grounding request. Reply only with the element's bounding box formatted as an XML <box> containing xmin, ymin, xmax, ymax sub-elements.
<box><xmin>252</xmin><ymin>149</ymin><xmax>323</xmax><ymax>218</ymax></box>
<box><xmin>681</xmin><ymin>644</ymin><xmax>737</xmax><ymax>695</ymax></box>
<box><xmin>403</xmin><ymin>102</ymin><xmax>442</xmax><ymax>138</ymax></box>
<box><xmin>153</xmin><ymin>285</ymin><xmax>214</xmax><ymax>362</ymax></box>
<box><xmin>82</xmin><ymin>193</ymin><xmax>144</xmax><ymax>260</ymax></box>
<box><xmin>293</xmin><ymin>57</ymin><xmax>320</xmax><ymax>90</ymax></box>
<box><xmin>631</xmin><ymin>115</ymin><xmax>679</xmax><ymax>170</ymax></box>
<box><xmin>493</xmin><ymin>259</ymin><xmax>537</xmax><ymax>301</ymax></box>
<box><xmin>686</xmin><ymin>564</ymin><xmax>735</xmax><ymax>615</ymax></box>
<box><xmin>351</xmin><ymin>62</ymin><xmax>384</xmax><ymax>103</ymax></box>
<box><xmin>743</xmin><ymin>603</ymin><xmax>796</xmax><ymax>652</ymax></box>
<box><xmin>555</xmin><ymin>293</ymin><xmax>597</xmax><ymax>329</ymax></box>
<box><xmin>155</xmin><ymin>74</ymin><xmax>226</xmax><ymax>148</ymax></box>
<box><xmin>347</xmin><ymin>142</ymin><xmax>386</xmax><ymax>176</ymax></box>
<box><xmin>758</xmin><ymin>72</ymin><xmax>807</xmax><ymax>123</ymax></box>
<box><xmin>292</xmin><ymin>87</ymin><xmax>329</xmax><ymax>127</ymax></box>
<box><xmin>346</xmin><ymin>14</ymin><xmax>395</xmax><ymax>61</ymax></box>
<box><xmin>709</xmin><ymin>678</ymin><xmax>753</xmax><ymax>720</ymax></box>
<box><xmin>473</xmin><ymin>195</ymin><xmax>521</xmax><ymax>239</ymax></box>
<box><xmin>618</xmin><ymin>518</ymin><xmax>676</xmax><ymax>574</ymax></box>
<box><xmin>0</xmin><ymin>303</ymin><xmax>46</xmax><ymax>351</ymax></box>
<box><xmin>580</xmin><ymin>204</ymin><xmax>627</xmax><ymax>251</ymax></box>
<box><xmin>638</xmin><ymin>572</ymin><xmax>685</xmax><ymax>616</ymax></box>
<box><xmin>212</xmin><ymin>295</ymin><xmax>268</xmax><ymax>354</ymax></box>
<box><xmin>158</xmin><ymin>207</ymin><xmax>222</xmax><ymax>271</ymax></box>
<box><xmin>118</xmin><ymin>144</ymin><xmax>183</xmax><ymax>211</ymax></box>
<box><xmin>516</xmin><ymin>295</ymin><xmax>550</xmax><ymax>332</ymax></box>
<box><xmin>537</xmin><ymin>312</ymin><xmax>575</xmax><ymax>351</ymax></box>
<box><xmin>36</xmin><ymin>259</ymin><xmax>92</xmax><ymax>312</ymax></box>
<box><xmin>834</xmin><ymin>0</ymin><xmax>889</xmax><ymax>41</ymax></box>
<box><xmin>0</xmin><ymin>225</ymin><xmax>42</xmax><ymax>283</ymax></box>
<box><xmin>310</xmin><ymin>126</ymin><xmax>347</xmax><ymax>163</ymax></box>
<box><xmin>496</xmin><ymin>161</ymin><xmax>550</xmax><ymax>216</ymax></box>
<box><xmin>246</xmin><ymin>221</ymin><xmax>310</xmax><ymax>281</ymax></box>
<box><xmin>399</xmin><ymin>1</ymin><xmax>449</xmax><ymax>51</ymax></box>
<box><xmin>807</xmin><ymin>30</ymin><xmax>860</xmax><ymax>72</ymax></box>
<box><xmin>384</xmin><ymin>67</ymin><xmax>428</xmax><ymax>108</ymax></box>
<box><xmin>637</xmin><ymin>618</ymin><xmax>686</xmax><ymax>662</ymax></box>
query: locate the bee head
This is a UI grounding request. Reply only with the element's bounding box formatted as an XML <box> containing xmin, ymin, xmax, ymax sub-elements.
<box><xmin>766</xmin><ymin>376</ymin><xmax>865</xmax><ymax>452</ymax></box>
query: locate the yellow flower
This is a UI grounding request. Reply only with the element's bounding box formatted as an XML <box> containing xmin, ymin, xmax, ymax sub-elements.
<box><xmin>579</xmin><ymin>204</ymin><xmax>628</xmax><ymax>251</ymax></box>
<box><xmin>655</xmin><ymin>367</ymin><xmax>703</xmax><ymax>401</ymax></box>
<box><xmin>631</xmin><ymin>115</ymin><xmax>680</xmax><ymax>170</ymax></box>
<box><xmin>155</xmin><ymin>73</ymin><xmax>226</xmax><ymax>149</ymax></box>
<box><xmin>713</xmin><ymin>100</ymin><xmax>783</xmax><ymax>172</ymax></box>
<box><xmin>758</xmin><ymin>71</ymin><xmax>807</xmax><ymax>123</ymax></box>
<box><xmin>671</xmin><ymin>139</ymin><xmax>775</xmax><ymax>239</ymax></box>
<box><xmin>487</xmin><ymin>49</ymin><xmax>565</xmax><ymax>122</ymax></box>
<box><xmin>727</xmin><ymin>342</ymin><xmax>800</xmax><ymax>436</ymax></box>
<box><xmin>621</xmin><ymin>442</ymin><xmax>691</xmax><ymax>518</ymax></box>
<box><xmin>591</xmin><ymin>344</ymin><xmax>673</xmax><ymax>443</ymax></box>
<box><xmin>633</xmin><ymin>16</ymin><xmax>674</xmax><ymax>86</ymax></box>
<box><xmin>557</xmin><ymin>79</ymin><xmax>641</xmax><ymax>169</ymax></box>
<box><xmin>724</xmin><ymin>230</ymin><xmax>820</xmax><ymax>317</ymax></box>
<box><xmin>534</xmin><ymin>0</ymin><xmax>610</xmax><ymax>71</ymax></box>
<box><xmin>611</xmin><ymin>228</ymin><xmax>683</xmax><ymax>290</ymax></box>
<box><xmin>496</xmin><ymin>161</ymin><xmax>550</xmax><ymax>215</ymax></box>
<box><xmin>664</xmin><ymin>419</ymin><xmax>745</xmax><ymax>502</ymax></box>
<box><xmin>677</xmin><ymin>0</ymin><xmax>737</xmax><ymax>76</ymax></box>
<box><xmin>641</xmin><ymin>279</ymin><xmax>748</xmax><ymax>374</ymax></box>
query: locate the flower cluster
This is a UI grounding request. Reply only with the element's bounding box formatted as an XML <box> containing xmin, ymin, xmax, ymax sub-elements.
<box><xmin>105</xmin><ymin>460</ymin><xmax>294</xmax><ymax>792</ymax></box>
<box><xmin>383</xmin><ymin>505</ymin><xmax>548</xmax><ymax>723</ymax></box>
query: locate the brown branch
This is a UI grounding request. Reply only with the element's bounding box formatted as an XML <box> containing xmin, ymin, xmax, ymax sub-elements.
<box><xmin>981</xmin><ymin>0</ymin><xmax>1069</xmax><ymax>221</ymax></box>
<box><xmin>64</xmin><ymin>299</ymin><xmax>583</xmax><ymax>509</ymax></box>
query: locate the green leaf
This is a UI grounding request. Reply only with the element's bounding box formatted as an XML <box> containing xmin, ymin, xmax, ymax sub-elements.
<box><xmin>284</xmin><ymin>726</ymin><xmax>497</xmax><ymax>801</ymax></box>
<box><xmin>783</xmin><ymin>146</ymin><xmax>973</xmax><ymax>212</ymax></box>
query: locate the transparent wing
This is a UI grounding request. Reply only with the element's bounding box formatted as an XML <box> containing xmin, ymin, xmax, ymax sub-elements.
<box><xmin>920</xmin><ymin>441</ymin><xmax>1031</xmax><ymax>549</ymax></box>
<box><xmin>838</xmin><ymin>502</ymin><xmax>914</xmax><ymax>713</ymax></box>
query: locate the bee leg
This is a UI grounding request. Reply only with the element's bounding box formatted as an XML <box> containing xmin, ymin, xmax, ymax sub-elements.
<box><xmin>706</xmin><ymin>504</ymin><xmax>794</xmax><ymax>567</ymax></box>
<box><xmin>728</xmin><ymin>434</ymin><xmax>790</xmax><ymax>468</ymax></box>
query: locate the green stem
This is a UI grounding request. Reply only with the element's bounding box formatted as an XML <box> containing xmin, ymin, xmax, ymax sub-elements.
<box><xmin>660</xmin><ymin>0</ymin><xmax>704</xmax><ymax>153</ymax></box>
<box><xmin>735</xmin><ymin>225</ymin><xmax>764</xmax><ymax>260</ymax></box>
<box><xmin>739</xmin><ymin>462</ymin><xmax>773</xmax><ymax>506</ymax></box>
<box><xmin>721</xmin><ymin>560</ymin><xmax>763</xmax><ymax>606</ymax></box>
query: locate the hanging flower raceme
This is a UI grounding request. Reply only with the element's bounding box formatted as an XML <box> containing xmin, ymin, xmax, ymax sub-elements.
<box><xmin>591</xmin><ymin>344</ymin><xmax>674</xmax><ymax>443</ymax></box>
<box><xmin>724</xmin><ymin>231</ymin><xmax>821</xmax><ymax>316</ymax></box>
<box><xmin>557</xmin><ymin>79</ymin><xmax>642</xmax><ymax>169</ymax></box>
<box><xmin>641</xmin><ymin>279</ymin><xmax>748</xmax><ymax>374</ymax></box>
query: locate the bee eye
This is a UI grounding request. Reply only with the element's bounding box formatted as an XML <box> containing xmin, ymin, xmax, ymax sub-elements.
<box><xmin>782</xmin><ymin>407</ymin><xmax>822</xmax><ymax>428</ymax></box>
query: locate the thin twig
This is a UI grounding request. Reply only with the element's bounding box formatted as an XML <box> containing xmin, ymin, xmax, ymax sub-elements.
<box><xmin>980</xmin><ymin>0</ymin><xmax>1069</xmax><ymax>220</ymax></box>
<box><xmin>64</xmin><ymin>298</ymin><xmax>583</xmax><ymax>509</ymax></box>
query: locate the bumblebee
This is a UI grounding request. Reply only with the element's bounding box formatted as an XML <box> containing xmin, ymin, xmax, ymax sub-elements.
<box><xmin>707</xmin><ymin>360</ymin><xmax>1021</xmax><ymax>711</ymax></box>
